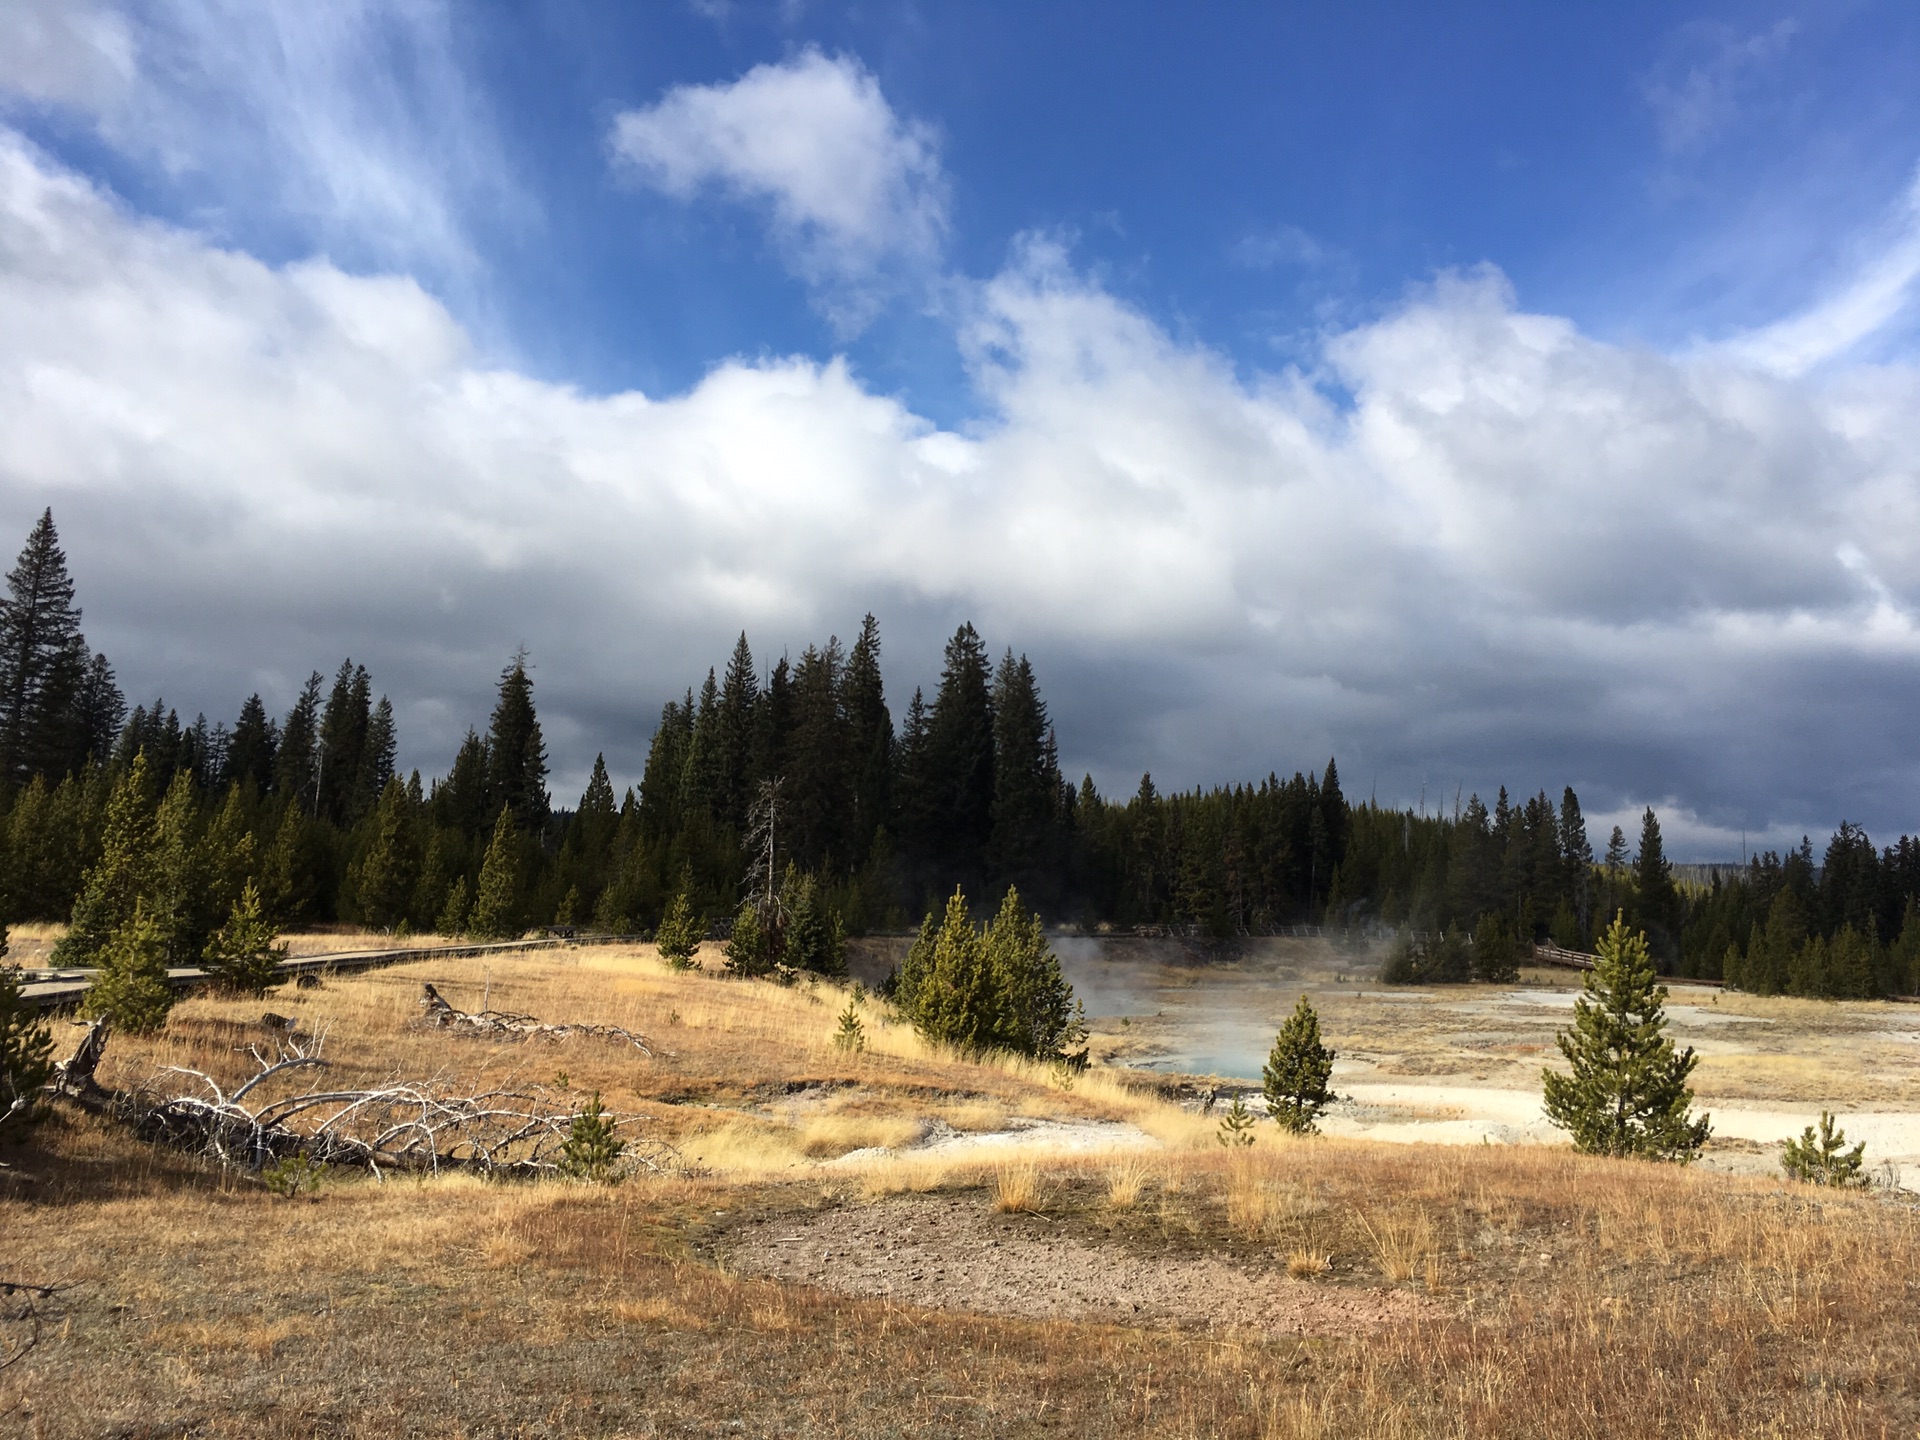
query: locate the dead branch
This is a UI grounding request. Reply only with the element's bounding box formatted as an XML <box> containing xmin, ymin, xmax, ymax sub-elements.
<box><xmin>50</xmin><ymin>1019</ymin><xmax>110</xmax><ymax>1104</ymax></box>
<box><xmin>113</xmin><ymin>1025</ymin><xmax>677</xmax><ymax>1180</ymax></box>
<box><xmin>415</xmin><ymin>982</ymin><xmax>654</xmax><ymax>1056</ymax></box>
<box><xmin>0</xmin><ymin>1279</ymin><xmax>68</xmax><ymax>1373</ymax></box>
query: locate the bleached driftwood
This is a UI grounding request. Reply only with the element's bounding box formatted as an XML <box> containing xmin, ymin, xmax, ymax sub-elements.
<box><xmin>113</xmin><ymin>1027</ymin><xmax>677</xmax><ymax>1180</ymax></box>
<box><xmin>414</xmin><ymin>982</ymin><xmax>654</xmax><ymax>1056</ymax></box>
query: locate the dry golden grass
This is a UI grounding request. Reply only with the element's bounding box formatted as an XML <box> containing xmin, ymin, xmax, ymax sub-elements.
<box><xmin>1285</xmin><ymin>1247</ymin><xmax>1332</xmax><ymax>1279</ymax></box>
<box><xmin>1356</xmin><ymin>1207</ymin><xmax>1435</xmax><ymax>1284</ymax></box>
<box><xmin>991</xmin><ymin>1158</ymin><xmax>1045</xmax><ymax>1214</ymax></box>
<box><xmin>8</xmin><ymin>940</ymin><xmax>1920</xmax><ymax>1436</ymax></box>
<box><xmin>1105</xmin><ymin>1156</ymin><xmax>1151</xmax><ymax>1209</ymax></box>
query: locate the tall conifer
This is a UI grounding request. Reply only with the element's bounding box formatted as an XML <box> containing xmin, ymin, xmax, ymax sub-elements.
<box><xmin>1542</xmin><ymin>913</ymin><xmax>1710</xmax><ymax>1161</ymax></box>
<box><xmin>468</xmin><ymin>807</ymin><xmax>522</xmax><ymax>940</ymax></box>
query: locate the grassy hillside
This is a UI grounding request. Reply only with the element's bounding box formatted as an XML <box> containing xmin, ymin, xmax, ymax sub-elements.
<box><xmin>4</xmin><ymin>944</ymin><xmax>1917</xmax><ymax>1437</ymax></box>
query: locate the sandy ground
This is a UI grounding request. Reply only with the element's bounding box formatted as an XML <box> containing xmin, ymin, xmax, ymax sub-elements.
<box><xmin>1063</xmin><ymin>936</ymin><xmax>1920</xmax><ymax>1187</ymax></box>
<box><xmin>728</xmin><ymin>1192</ymin><xmax>1441</xmax><ymax>1336</ymax></box>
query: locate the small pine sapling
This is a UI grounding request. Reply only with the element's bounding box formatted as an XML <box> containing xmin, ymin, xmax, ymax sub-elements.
<box><xmin>559</xmin><ymin>1091</ymin><xmax>625</xmax><ymax>1183</ymax></box>
<box><xmin>83</xmin><ymin>901</ymin><xmax>174</xmax><ymax>1035</ymax></box>
<box><xmin>1264</xmin><ymin>995</ymin><xmax>1336</xmax><ymax>1134</ymax></box>
<box><xmin>202</xmin><ymin>881</ymin><xmax>289</xmax><ymax>997</ymax></box>
<box><xmin>655</xmin><ymin>889</ymin><xmax>703</xmax><ymax>970</ymax></box>
<box><xmin>1216</xmin><ymin>1092</ymin><xmax>1257</xmax><ymax>1147</ymax></box>
<box><xmin>832</xmin><ymin>996</ymin><xmax>866</xmax><ymax>1053</ymax></box>
<box><xmin>1781</xmin><ymin>1111</ymin><xmax>1870</xmax><ymax>1189</ymax></box>
<box><xmin>261</xmin><ymin>1153</ymin><xmax>324</xmax><ymax>1198</ymax></box>
<box><xmin>2</xmin><ymin>933</ymin><xmax>56</xmax><ymax>1140</ymax></box>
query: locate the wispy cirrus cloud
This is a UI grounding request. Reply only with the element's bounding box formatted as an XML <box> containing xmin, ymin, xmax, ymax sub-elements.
<box><xmin>0</xmin><ymin>0</ymin><xmax>522</xmax><ymax>287</ymax></box>
<box><xmin>1642</xmin><ymin>19</ymin><xmax>1798</xmax><ymax>154</ymax></box>
<box><xmin>1717</xmin><ymin>166</ymin><xmax>1920</xmax><ymax>376</ymax></box>
<box><xmin>610</xmin><ymin>48</ymin><xmax>948</xmax><ymax>332</ymax></box>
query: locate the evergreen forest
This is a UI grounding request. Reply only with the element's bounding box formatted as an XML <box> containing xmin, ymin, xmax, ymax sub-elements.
<box><xmin>5</xmin><ymin>509</ymin><xmax>1920</xmax><ymax>1000</ymax></box>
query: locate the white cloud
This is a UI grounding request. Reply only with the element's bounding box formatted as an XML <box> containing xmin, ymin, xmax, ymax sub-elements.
<box><xmin>1716</xmin><ymin>167</ymin><xmax>1920</xmax><ymax>376</ymax></box>
<box><xmin>1642</xmin><ymin>19</ymin><xmax>1798</xmax><ymax>154</ymax></box>
<box><xmin>0</xmin><ymin>0</ymin><xmax>135</xmax><ymax>112</ymax></box>
<box><xmin>610</xmin><ymin>48</ymin><xmax>947</xmax><ymax>329</ymax></box>
<box><xmin>0</xmin><ymin>1</ymin><xmax>519</xmax><ymax>285</ymax></box>
<box><xmin>4</xmin><ymin>130</ymin><xmax>1920</xmax><ymax>843</ymax></box>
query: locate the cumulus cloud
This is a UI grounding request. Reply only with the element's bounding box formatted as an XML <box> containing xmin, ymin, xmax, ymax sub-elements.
<box><xmin>4</xmin><ymin>130</ymin><xmax>1920</xmax><ymax>848</ymax></box>
<box><xmin>610</xmin><ymin>48</ymin><xmax>948</xmax><ymax>329</ymax></box>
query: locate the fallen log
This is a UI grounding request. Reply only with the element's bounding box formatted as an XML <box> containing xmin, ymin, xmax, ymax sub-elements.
<box><xmin>415</xmin><ymin>982</ymin><xmax>655</xmax><ymax>1056</ymax></box>
<box><xmin>47</xmin><ymin>1022</ymin><xmax>678</xmax><ymax>1181</ymax></box>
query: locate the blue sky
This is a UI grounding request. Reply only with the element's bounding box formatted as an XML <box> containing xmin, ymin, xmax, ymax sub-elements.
<box><xmin>2</xmin><ymin>1</ymin><xmax>1920</xmax><ymax>855</ymax></box>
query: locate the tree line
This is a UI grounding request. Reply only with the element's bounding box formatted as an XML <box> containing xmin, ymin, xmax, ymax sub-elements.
<box><xmin>5</xmin><ymin>509</ymin><xmax>1920</xmax><ymax>1001</ymax></box>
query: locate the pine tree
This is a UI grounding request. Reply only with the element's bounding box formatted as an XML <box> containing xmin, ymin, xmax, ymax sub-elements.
<box><xmin>724</xmin><ymin>898</ymin><xmax>774</xmax><ymax>977</ymax></box>
<box><xmin>783</xmin><ymin>868</ymin><xmax>847</xmax><ymax>977</ymax></box>
<box><xmin>1216</xmin><ymin>1093</ymin><xmax>1257</xmax><ymax>1147</ymax></box>
<box><xmin>84</xmin><ymin>900</ymin><xmax>174</xmax><ymax>1034</ymax></box>
<box><xmin>654</xmin><ymin>887</ymin><xmax>703</xmax><ymax>969</ymax></box>
<box><xmin>202</xmin><ymin>880</ymin><xmax>288</xmax><ymax>997</ymax></box>
<box><xmin>983</xmin><ymin>887</ymin><xmax>1081</xmax><ymax>1060</ymax></box>
<box><xmin>716</xmin><ymin>633</ymin><xmax>760</xmax><ymax>828</ymax></box>
<box><xmin>923</xmin><ymin>624</ymin><xmax>996</xmax><ymax>883</ymax></box>
<box><xmin>832</xmin><ymin>996</ymin><xmax>867</xmax><ymax>1053</ymax></box>
<box><xmin>788</xmin><ymin>640</ymin><xmax>849</xmax><ymax>870</ymax></box>
<box><xmin>1781</xmin><ymin>1111</ymin><xmax>1870</xmax><ymax>1188</ymax></box>
<box><xmin>225</xmin><ymin>693</ymin><xmax>278</xmax><ymax>793</ymax></box>
<box><xmin>436</xmin><ymin>875</ymin><xmax>471</xmax><ymax>937</ymax></box>
<box><xmin>54</xmin><ymin>752</ymin><xmax>156</xmax><ymax>965</ymax></box>
<box><xmin>487</xmin><ymin>651</ymin><xmax>549</xmax><ymax>829</ymax></box>
<box><xmin>468</xmin><ymin>808</ymin><xmax>522</xmax><ymax>941</ymax></box>
<box><xmin>1470</xmin><ymin>909</ymin><xmax>1521</xmax><ymax>983</ymax></box>
<box><xmin>147</xmin><ymin>770</ymin><xmax>210</xmax><ymax>968</ymax></box>
<box><xmin>1</xmin><ymin>941</ymin><xmax>55</xmax><ymax>1139</ymax></box>
<box><xmin>273</xmin><ymin>672</ymin><xmax>325</xmax><ymax>812</ymax></box>
<box><xmin>1634</xmin><ymin>807</ymin><xmax>1679</xmax><ymax>964</ymax></box>
<box><xmin>1263</xmin><ymin>996</ymin><xmax>1336</xmax><ymax>1134</ymax></box>
<box><xmin>0</xmin><ymin>509</ymin><xmax>89</xmax><ymax>786</ymax></box>
<box><xmin>1542</xmin><ymin>913</ymin><xmax>1710</xmax><ymax>1161</ymax></box>
<box><xmin>558</xmin><ymin>1091</ymin><xmax>625</xmax><ymax>1183</ymax></box>
<box><xmin>356</xmin><ymin>776</ymin><xmax>419</xmax><ymax>930</ymax></box>
<box><xmin>356</xmin><ymin>695</ymin><xmax>397</xmax><ymax>823</ymax></box>
<box><xmin>989</xmin><ymin>652</ymin><xmax>1057</xmax><ymax>897</ymax></box>
<box><xmin>317</xmin><ymin>660</ymin><xmax>371</xmax><ymax>826</ymax></box>
<box><xmin>842</xmin><ymin>614</ymin><xmax>893</xmax><ymax>867</ymax></box>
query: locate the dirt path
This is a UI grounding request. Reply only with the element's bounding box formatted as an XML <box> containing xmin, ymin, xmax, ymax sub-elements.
<box><xmin>728</xmin><ymin>1193</ymin><xmax>1443</xmax><ymax>1337</ymax></box>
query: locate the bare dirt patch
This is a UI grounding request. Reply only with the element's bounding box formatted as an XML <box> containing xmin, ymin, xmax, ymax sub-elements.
<box><xmin>728</xmin><ymin>1191</ymin><xmax>1441</xmax><ymax>1336</ymax></box>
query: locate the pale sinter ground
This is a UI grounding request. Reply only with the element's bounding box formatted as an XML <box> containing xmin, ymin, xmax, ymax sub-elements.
<box><xmin>1052</xmin><ymin>934</ymin><xmax>1920</xmax><ymax>1187</ymax></box>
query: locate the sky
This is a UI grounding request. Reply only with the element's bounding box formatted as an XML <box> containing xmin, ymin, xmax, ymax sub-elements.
<box><xmin>2</xmin><ymin>1</ymin><xmax>1920</xmax><ymax>857</ymax></box>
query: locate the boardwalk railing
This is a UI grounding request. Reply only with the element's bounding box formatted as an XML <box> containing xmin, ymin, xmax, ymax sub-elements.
<box><xmin>16</xmin><ymin>933</ymin><xmax>642</xmax><ymax>1011</ymax></box>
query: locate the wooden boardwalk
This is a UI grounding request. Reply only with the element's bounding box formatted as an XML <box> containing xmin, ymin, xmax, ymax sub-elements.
<box><xmin>16</xmin><ymin>934</ymin><xmax>637</xmax><ymax>1011</ymax></box>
